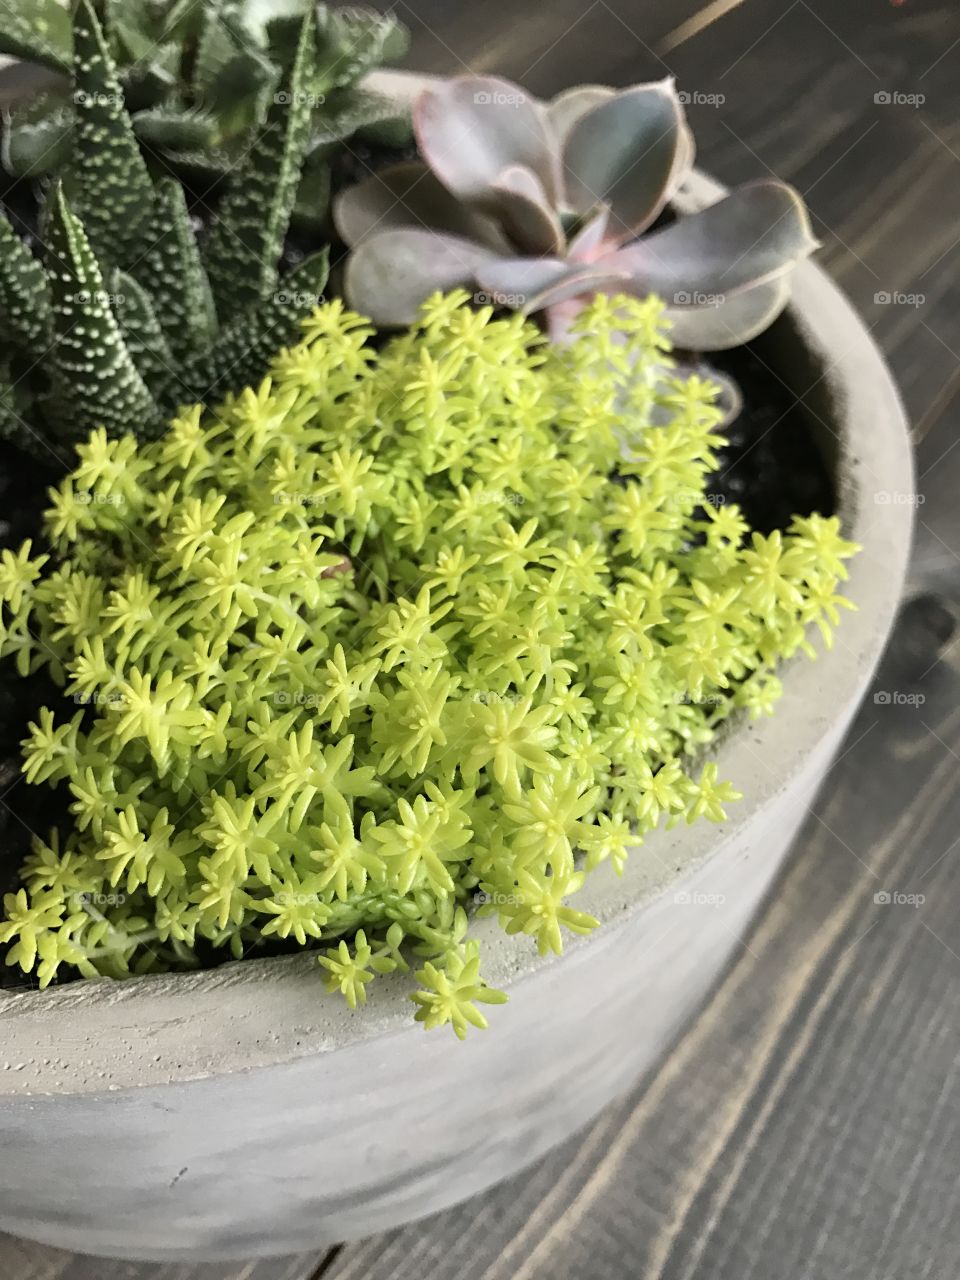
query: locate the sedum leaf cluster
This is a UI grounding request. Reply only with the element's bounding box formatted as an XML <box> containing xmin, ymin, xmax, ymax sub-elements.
<box><xmin>0</xmin><ymin>292</ymin><xmax>857</xmax><ymax>1036</ymax></box>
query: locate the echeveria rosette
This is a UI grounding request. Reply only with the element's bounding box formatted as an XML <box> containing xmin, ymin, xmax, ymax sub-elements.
<box><xmin>336</xmin><ymin>75</ymin><xmax>818</xmax><ymax>348</ymax></box>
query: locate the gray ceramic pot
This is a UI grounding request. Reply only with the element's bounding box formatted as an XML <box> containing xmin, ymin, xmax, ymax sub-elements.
<box><xmin>0</xmin><ymin>65</ymin><xmax>913</xmax><ymax>1263</ymax></box>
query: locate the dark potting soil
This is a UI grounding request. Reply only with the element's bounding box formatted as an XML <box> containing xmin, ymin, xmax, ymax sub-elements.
<box><xmin>706</xmin><ymin>343</ymin><xmax>833</xmax><ymax>532</ymax></box>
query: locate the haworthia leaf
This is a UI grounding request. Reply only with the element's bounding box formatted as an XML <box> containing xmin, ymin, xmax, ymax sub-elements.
<box><xmin>291</xmin><ymin>161</ymin><xmax>332</xmax><ymax>235</ymax></box>
<box><xmin>1</xmin><ymin>98</ymin><xmax>74</xmax><ymax>180</ymax></box>
<box><xmin>202</xmin><ymin>9</ymin><xmax>317</xmax><ymax>315</ymax></box>
<box><xmin>309</xmin><ymin>86</ymin><xmax>410</xmax><ymax>147</ymax></box>
<box><xmin>203</xmin><ymin>46</ymin><xmax>278</xmax><ymax>139</ymax></box>
<box><xmin>157</xmin><ymin>146</ymin><xmax>238</xmax><ymax>185</ymax></box>
<box><xmin>240</xmin><ymin>0</ymin><xmax>310</xmax><ymax>45</ymax></box>
<box><xmin>129</xmin><ymin>177</ymin><xmax>218</xmax><ymax>366</ymax></box>
<box><xmin>64</xmin><ymin>0</ymin><xmax>157</xmax><ymax>269</ymax></box>
<box><xmin>0</xmin><ymin>0</ymin><xmax>73</xmax><ymax>73</ymax></box>
<box><xmin>0</xmin><ymin>364</ymin><xmax>41</xmax><ymax>456</ymax></box>
<box><xmin>311</xmin><ymin>5</ymin><xmax>409</xmax><ymax>93</ymax></box>
<box><xmin>132</xmin><ymin>106</ymin><xmax>221</xmax><ymax>153</ymax></box>
<box><xmin>44</xmin><ymin>185</ymin><xmax>159</xmax><ymax>445</ymax></box>
<box><xmin>0</xmin><ymin>209</ymin><xmax>52</xmax><ymax>353</ymax></box>
<box><xmin>182</xmin><ymin>248</ymin><xmax>328</xmax><ymax>403</ymax></box>
<box><xmin>119</xmin><ymin>43</ymin><xmax>180</xmax><ymax>111</ymax></box>
<box><xmin>159</xmin><ymin>0</ymin><xmax>210</xmax><ymax>45</ymax></box>
<box><xmin>111</xmin><ymin>269</ymin><xmax>174</xmax><ymax>405</ymax></box>
<box><xmin>192</xmin><ymin>4</ymin><xmax>243</xmax><ymax>96</ymax></box>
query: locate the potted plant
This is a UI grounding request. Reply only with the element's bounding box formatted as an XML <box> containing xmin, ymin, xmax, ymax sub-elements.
<box><xmin>0</xmin><ymin>23</ymin><xmax>912</xmax><ymax>1267</ymax></box>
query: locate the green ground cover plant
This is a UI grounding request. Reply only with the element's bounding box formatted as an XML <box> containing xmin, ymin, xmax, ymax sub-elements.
<box><xmin>0</xmin><ymin>292</ymin><xmax>856</xmax><ymax>1036</ymax></box>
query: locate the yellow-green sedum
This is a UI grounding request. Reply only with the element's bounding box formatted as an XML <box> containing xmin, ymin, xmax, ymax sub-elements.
<box><xmin>0</xmin><ymin>292</ymin><xmax>857</xmax><ymax>1037</ymax></box>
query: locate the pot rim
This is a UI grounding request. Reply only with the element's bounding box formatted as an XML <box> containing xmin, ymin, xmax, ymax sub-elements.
<box><xmin>0</xmin><ymin>169</ymin><xmax>913</xmax><ymax>1097</ymax></box>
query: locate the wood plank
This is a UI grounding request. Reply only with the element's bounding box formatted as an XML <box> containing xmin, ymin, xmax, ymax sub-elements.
<box><xmin>0</xmin><ymin>1237</ymin><xmax>330</xmax><ymax>1280</ymax></box>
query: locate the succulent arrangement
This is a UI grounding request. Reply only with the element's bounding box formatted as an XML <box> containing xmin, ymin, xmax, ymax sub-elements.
<box><xmin>0</xmin><ymin>0</ymin><xmax>333</xmax><ymax>458</ymax></box>
<box><xmin>0</xmin><ymin>291</ymin><xmax>857</xmax><ymax>1036</ymax></box>
<box><xmin>1</xmin><ymin>0</ymin><xmax>410</xmax><ymax>232</ymax></box>
<box><xmin>336</xmin><ymin>75</ymin><xmax>818</xmax><ymax>345</ymax></box>
<box><xmin>0</xmin><ymin>12</ymin><xmax>859</xmax><ymax>1040</ymax></box>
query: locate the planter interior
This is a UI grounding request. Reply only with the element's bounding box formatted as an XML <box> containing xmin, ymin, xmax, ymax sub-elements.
<box><xmin>0</xmin><ymin>169</ymin><xmax>915</xmax><ymax>1261</ymax></box>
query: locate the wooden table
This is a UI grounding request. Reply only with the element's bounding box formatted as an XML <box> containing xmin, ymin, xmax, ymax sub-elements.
<box><xmin>4</xmin><ymin>0</ymin><xmax>959</xmax><ymax>1276</ymax></box>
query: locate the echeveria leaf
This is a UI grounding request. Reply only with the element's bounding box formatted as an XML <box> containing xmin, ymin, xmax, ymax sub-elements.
<box><xmin>344</xmin><ymin>229</ymin><xmax>499</xmax><ymax>326</ymax></box>
<box><xmin>64</xmin><ymin>0</ymin><xmax>157</xmax><ymax>268</ymax></box>
<box><xmin>334</xmin><ymin>161</ymin><xmax>510</xmax><ymax>250</ymax></box>
<box><xmin>562</xmin><ymin>79</ymin><xmax>684</xmax><ymax>239</ymax></box>
<box><xmin>202</xmin><ymin>8</ymin><xmax>317</xmax><ymax>314</ymax></box>
<box><xmin>487</xmin><ymin>165</ymin><xmax>565</xmax><ymax>256</ymax></box>
<box><xmin>547</xmin><ymin>85</ymin><xmax>614</xmax><ymax>146</ymax></box>
<box><xmin>477</xmin><ymin>258</ymin><xmax>630</xmax><ymax>314</ymax></box>
<box><xmin>605</xmin><ymin>180</ymin><xmax>819</xmax><ymax>301</ymax></box>
<box><xmin>663</xmin><ymin>275</ymin><xmax>792</xmax><ymax>351</ymax></box>
<box><xmin>44</xmin><ymin>185</ymin><xmax>159</xmax><ymax>444</ymax></box>
<box><xmin>414</xmin><ymin>75</ymin><xmax>562</xmax><ymax>210</ymax></box>
<box><xmin>567</xmin><ymin>205</ymin><xmax>613</xmax><ymax>261</ymax></box>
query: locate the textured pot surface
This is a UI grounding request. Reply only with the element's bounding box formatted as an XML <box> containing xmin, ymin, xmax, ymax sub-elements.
<box><xmin>0</xmin><ymin>172</ymin><xmax>913</xmax><ymax>1262</ymax></box>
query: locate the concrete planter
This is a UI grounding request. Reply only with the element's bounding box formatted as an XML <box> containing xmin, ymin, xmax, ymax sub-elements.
<box><xmin>0</xmin><ymin>68</ymin><xmax>913</xmax><ymax>1265</ymax></box>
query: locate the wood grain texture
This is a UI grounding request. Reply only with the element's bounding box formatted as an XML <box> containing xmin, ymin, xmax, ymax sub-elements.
<box><xmin>1</xmin><ymin>0</ymin><xmax>957</xmax><ymax>1276</ymax></box>
<box><xmin>0</xmin><ymin>1237</ymin><xmax>330</xmax><ymax>1280</ymax></box>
